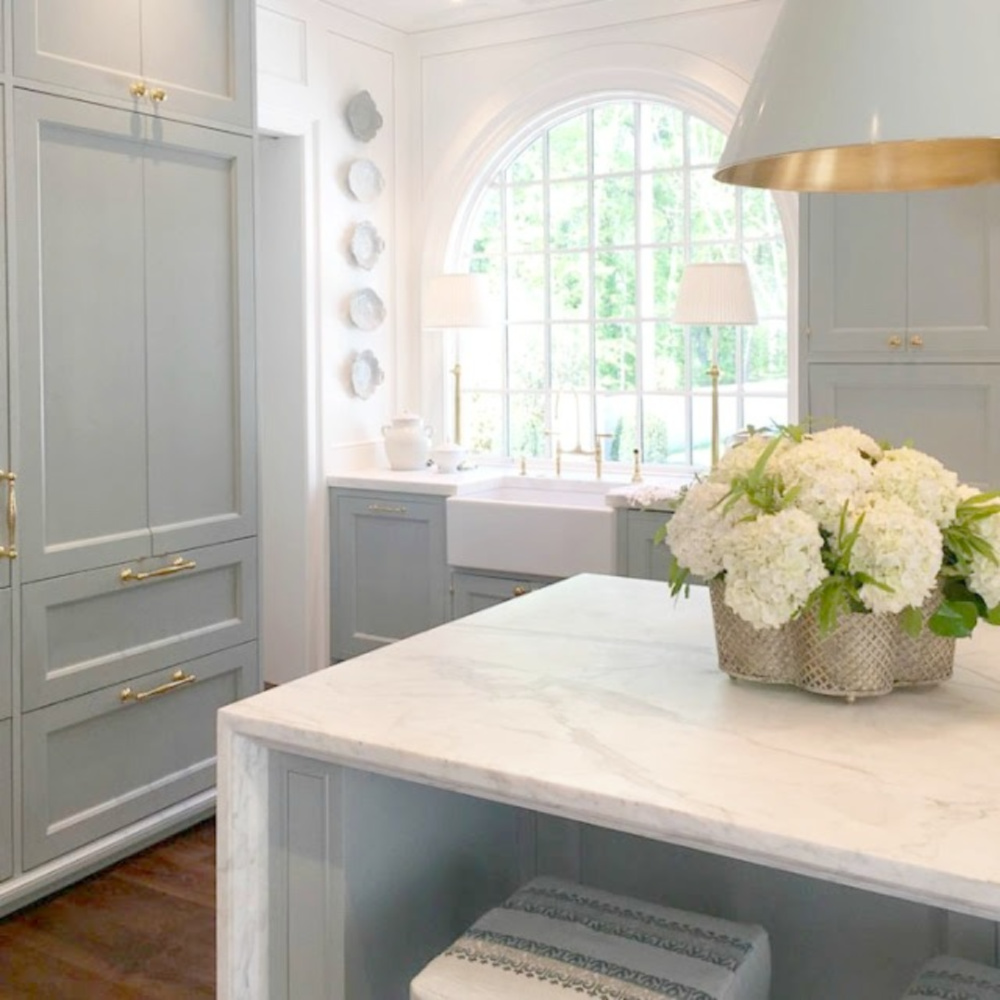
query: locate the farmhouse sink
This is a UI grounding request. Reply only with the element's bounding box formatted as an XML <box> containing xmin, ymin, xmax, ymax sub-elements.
<box><xmin>446</xmin><ymin>478</ymin><xmax>616</xmax><ymax>577</ymax></box>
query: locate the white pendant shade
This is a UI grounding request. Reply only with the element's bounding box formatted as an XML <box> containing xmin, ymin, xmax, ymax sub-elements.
<box><xmin>673</xmin><ymin>263</ymin><xmax>758</xmax><ymax>326</ymax></box>
<box><xmin>715</xmin><ymin>0</ymin><xmax>1000</xmax><ymax>192</ymax></box>
<box><xmin>423</xmin><ymin>273</ymin><xmax>497</xmax><ymax>329</ymax></box>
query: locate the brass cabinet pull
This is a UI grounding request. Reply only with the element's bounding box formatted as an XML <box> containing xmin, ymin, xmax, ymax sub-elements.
<box><xmin>120</xmin><ymin>669</ymin><xmax>196</xmax><ymax>703</ymax></box>
<box><xmin>0</xmin><ymin>471</ymin><xmax>15</xmax><ymax>560</ymax></box>
<box><xmin>512</xmin><ymin>585</ymin><xmax>528</xmax><ymax>597</ymax></box>
<box><xmin>149</xmin><ymin>88</ymin><xmax>167</xmax><ymax>103</ymax></box>
<box><xmin>129</xmin><ymin>81</ymin><xmax>147</xmax><ymax>97</ymax></box>
<box><xmin>888</xmin><ymin>335</ymin><xmax>903</xmax><ymax>348</ymax></box>
<box><xmin>910</xmin><ymin>335</ymin><xmax>924</xmax><ymax>348</ymax></box>
<box><xmin>120</xmin><ymin>556</ymin><xmax>197</xmax><ymax>583</ymax></box>
<box><xmin>367</xmin><ymin>504</ymin><xmax>407</xmax><ymax>515</ymax></box>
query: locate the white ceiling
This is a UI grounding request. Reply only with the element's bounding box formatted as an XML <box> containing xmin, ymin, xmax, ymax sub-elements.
<box><xmin>326</xmin><ymin>0</ymin><xmax>603</xmax><ymax>33</ymax></box>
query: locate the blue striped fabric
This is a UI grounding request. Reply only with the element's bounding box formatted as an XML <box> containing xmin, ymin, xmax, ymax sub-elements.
<box><xmin>411</xmin><ymin>877</ymin><xmax>771</xmax><ymax>1000</ymax></box>
<box><xmin>903</xmin><ymin>956</ymin><xmax>1000</xmax><ymax>1000</ymax></box>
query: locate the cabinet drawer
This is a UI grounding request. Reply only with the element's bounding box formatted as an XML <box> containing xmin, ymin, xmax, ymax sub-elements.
<box><xmin>22</xmin><ymin>643</ymin><xmax>258</xmax><ymax>870</ymax></box>
<box><xmin>0</xmin><ymin>721</ymin><xmax>10</xmax><ymax>883</ymax></box>
<box><xmin>451</xmin><ymin>570</ymin><xmax>556</xmax><ymax>619</ymax></box>
<box><xmin>22</xmin><ymin>538</ymin><xmax>257</xmax><ymax>710</ymax></box>
<box><xmin>0</xmin><ymin>590</ymin><xmax>10</xmax><ymax>719</ymax></box>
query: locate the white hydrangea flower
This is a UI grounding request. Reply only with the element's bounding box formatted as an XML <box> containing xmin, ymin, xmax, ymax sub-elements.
<box><xmin>774</xmin><ymin>439</ymin><xmax>875</xmax><ymax>532</ymax></box>
<box><xmin>664</xmin><ymin>480</ymin><xmax>745</xmax><ymax>578</ymax></box>
<box><xmin>871</xmin><ymin>447</ymin><xmax>961</xmax><ymax>527</ymax></box>
<box><xmin>708</xmin><ymin>433</ymin><xmax>788</xmax><ymax>483</ymax></box>
<box><xmin>809</xmin><ymin>426</ymin><xmax>883</xmax><ymax>461</ymax></box>
<box><xmin>719</xmin><ymin>508</ymin><xmax>826</xmax><ymax>629</ymax></box>
<box><xmin>967</xmin><ymin>508</ymin><xmax>1000</xmax><ymax>608</ymax></box>
<box><xmin>849</xmin><ymin>495</ymin><xmax>942</xmax><ymax>614</ymax></box>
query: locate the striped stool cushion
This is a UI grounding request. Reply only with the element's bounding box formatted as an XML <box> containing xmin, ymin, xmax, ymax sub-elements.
<box><xmin>411</xmin><ymin>877</ymin><xmax>770</xmax><ymax>1000</ymax></box>
<box><xmin>903</xmin><ymin>956</ymin><xmax>1000</xmax><ymax>999</ymax></box>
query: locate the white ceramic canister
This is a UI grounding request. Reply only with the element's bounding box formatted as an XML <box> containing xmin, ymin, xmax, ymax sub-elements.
<box><xmin>382</xmin><ymin>412</ymin><xmax>433</xmax><ymax>470</ymax></box>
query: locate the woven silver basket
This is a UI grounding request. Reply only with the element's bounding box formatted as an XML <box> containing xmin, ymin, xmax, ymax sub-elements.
<box><xmin>798</xmin><ymin>609</ymin><xmax>897</xmax><ymax>701</ymax></box>
<box><xmin>894</xmin><ymin>588</ymin><xmax>956</xmax><ymax>687</ymax></box>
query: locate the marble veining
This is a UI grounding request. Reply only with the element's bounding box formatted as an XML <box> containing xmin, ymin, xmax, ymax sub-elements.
<box><xmin>219</xmin><ymin>575</ymin><xmax>1000</xmax><ymax>920</ymax></box>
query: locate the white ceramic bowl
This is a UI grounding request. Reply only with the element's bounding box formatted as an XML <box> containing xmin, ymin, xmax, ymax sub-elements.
<box><xmin>431</xmin><ymin>443</ymin><xmax>466</xmax><ymax>473</ymax></box>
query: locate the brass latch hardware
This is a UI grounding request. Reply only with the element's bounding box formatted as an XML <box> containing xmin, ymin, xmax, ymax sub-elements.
<box><xmin>129</xmin><ymin>81</ymin><xmax>147</xmax><ymax>98</ymax></box>
<box><xmin>511</xmin><ymin>585</ymin><xmax>528</xmax><ymax>598</ymax></box>
<box><xmin>888</xmin><ymin>335</ymin><xmax>903</xmax><ymax>349</ymax></box>
<box><xmin>366</xmin><ymin>504</ymin><xmax>407</xmax><ymax>515</ymax></box>
<box><xmin>910</xmin><ymin>335</ymin><xmax>924</xmax><ymax>348</ymax></box>
<box><xmin>120</xmin><ymin>670</ymin><xmax>197</xmax><ymax>703</ymax></box>
<box><xmin>120</xmin><ymin>556</ymin><xmax>197</xmax><ymax>583</ymax></box>
<box><xmin>0</xmin><ymin>471</ymin><xmax>16</xmax><ymax>560</ymax></box>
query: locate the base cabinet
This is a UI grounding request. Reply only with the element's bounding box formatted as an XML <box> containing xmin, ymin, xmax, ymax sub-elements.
<box><xmin>616</xmin><ymin>508</ymin><xmax>674</xmax><ymax>582</ymax></box>
<box><xmin>451</xmin><ymin>570</ymin><xmax>557</xmax><ymax>619</ymax></box>
<box><xmin>0</xmin><ymin>590</ymin><xmax>10</xmax><ymax>719</ymax></box>
<box><xmin>0</xmin><ymin>722</ymin><xmax>10</xmax><ymax>883</ymax></box>
<box><xmin>22</xmin><ymin>643</ymin><xmax>257</xmax><ymax>870</ymax></box>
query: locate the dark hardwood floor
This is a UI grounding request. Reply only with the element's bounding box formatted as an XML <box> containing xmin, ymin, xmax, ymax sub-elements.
<box><xmin>0</xmin><ymin>820</ymin><xmax>216</xmax><ymax>999</ymax></box>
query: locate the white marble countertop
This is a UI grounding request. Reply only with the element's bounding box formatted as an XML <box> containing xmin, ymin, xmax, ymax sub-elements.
<box><xmin>220</xmin><ymin>574</ymin><xmax>1000</xmax><ymax>920</ymax></box>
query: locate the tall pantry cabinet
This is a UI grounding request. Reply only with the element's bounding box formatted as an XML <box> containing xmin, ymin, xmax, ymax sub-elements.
<box><xmin>0</xmin><ymin>0</ymin><xmax>259</xmax><ymax>909</ymax></box>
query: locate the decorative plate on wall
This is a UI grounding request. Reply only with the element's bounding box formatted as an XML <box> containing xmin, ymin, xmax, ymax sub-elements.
<box><xmin>347</xmin><ymin>159</ymin><xmax>384</xmax><ymax>202</ymax></box>
<box><xmin>350</xmin><ymin>349</ymin><xmax>385</xmax><ymax>399</ymax></box>
<box><xmin>349</xmin><ymin>221</ymin><xmax>385</xmax><ymax>270</ymax></box>
<box><xmin>349</xmin><ymin>288</ymin><xmax>386</xmax><ymax>331</ymax></box>
<box><xmin>345</xmin><ymin>90</ymin><xmax>383</xmax><ymax>142</ymax></box>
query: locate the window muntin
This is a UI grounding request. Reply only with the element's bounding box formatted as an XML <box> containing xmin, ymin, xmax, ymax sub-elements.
<box><xmin>458</xmin><ymin>99</ymin><xmax>789</xmax><ymax>469</ymax></box>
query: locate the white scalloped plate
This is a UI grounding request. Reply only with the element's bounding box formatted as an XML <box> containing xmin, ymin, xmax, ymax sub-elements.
<box><xmin>351</xmin><ymin>349</ymin><xmax>384</xmax><ymax>399</ymax></box>
<box><xmin>347</xmin><ymin>159</ymin><xmax>384</xmax><ymax>203</ymax></box>
<box><xmin>349</xmin><ymin>221</ymin><xmax>385</xmax><ymax>270</ymax></box>
<box><xmin>349</xmin><ymin>288</ymin><xmax>386</xmax><ymax>331</ymax></box>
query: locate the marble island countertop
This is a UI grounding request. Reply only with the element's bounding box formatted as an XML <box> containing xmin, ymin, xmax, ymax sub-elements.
<box><xmin>220</xmin><ymin>574</ymin><xmax>1000</xmax><ymax>921</ymax></box>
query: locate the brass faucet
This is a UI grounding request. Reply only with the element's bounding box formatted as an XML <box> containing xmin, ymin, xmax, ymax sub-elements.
<box><xmin>543</xmin><ymin>431</ymin><xmax>563</xmax><ymax>477</ymax></box>
<box><xmin>594</xmin><ymin>433</ymin><xmax>612</xmax><ymax>480</ymax></box>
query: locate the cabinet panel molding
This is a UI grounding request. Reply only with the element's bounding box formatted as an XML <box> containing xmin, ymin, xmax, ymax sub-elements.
<box><xmin>0</xmin><ymin>591</ymin><xmax>10</xmax><ymax>721</ymax></box>
<box><xmin>0</xmin><ymin>722</ymin><xmax>10</xmax><ymax>884</ymax></box>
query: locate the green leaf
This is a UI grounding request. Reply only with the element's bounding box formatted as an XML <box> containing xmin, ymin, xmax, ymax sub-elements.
<box><xmin>899</xmin><ymin>605</ymin><xmax>924</xmax><ymax>638</ymax></box>
<box><xmin>987</xmin><ymin>605</ymin><xmax>1000</xmax><ymax>627</ymax></box>
<box><xmin>928</xmin><ymin>600</ymin><xmax>979</xmax><ymax>638</ymax></box>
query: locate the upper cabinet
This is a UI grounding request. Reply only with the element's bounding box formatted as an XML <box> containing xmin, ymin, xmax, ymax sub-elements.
<box><xmin>13</xmin><ymin>0</ymin><xmax>253</xmax><ymax>128</ymax></box>
<box><xmin>14</xmin><ymin>91</ymin><xmax>256</xmax><ymax>582</ymax></box>
<box><xmin>804</xmin><ymin>188</ymin><xmax>1000</xmax><ymax>359</ymax></box>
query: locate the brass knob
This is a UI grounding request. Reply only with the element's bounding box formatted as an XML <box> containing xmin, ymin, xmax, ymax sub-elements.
<box><xmin>910</xmin><ymin>335</ymin><xmax>924</xmax><ymax>348</ymax></box>
<box><xmin>888</xmin><ymin>335</ymin><xmax>903</xmax><ymax>349</ymax></box>
<box><xmin>129</xmin><ymin>81</ymin><xmax>147</xmax><ymax>98</ymax></box>
<box><xmin>149</xmin><ymin>88</ymin><xmax>167</xmax><ymax>103</ymax></box>
<box><xmin>512</xmin><ymin>585</ymin><xmax>528</xmax><ymax>598</ymax></box>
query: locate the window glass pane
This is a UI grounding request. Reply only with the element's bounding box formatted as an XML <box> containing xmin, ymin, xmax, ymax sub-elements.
<box><xmin>747</xmin><ymin>239</ymin><xmax>788</xmax><ymax>317</ymax></box>
<box><xmin>642</xmin><ymin>322</ymin><xmax>686</xmax><ymax>391</ymax></box>
<box><xmin>640</xmin><ymin>172</ymin><xmax>684</xmax><ymax>245</ymax></box>
<box><xmin>509</xmin><ymin>137</ymin><xmax>543</xmax><ymax>184</ymax></box>
<box><xmin>595</xmin><ymin>251</ymin><xmax>636</xmax><ymax>319</ymax></box>
<box><xmin>549</xmin><ymin>113</ymin><xmax>588</xmax><ymax>179</ymax></box>
<box><xmin>642</xmin><ymin>396</ymin><xmax>689</xmax><ymax>465</ymax></box>
<box><xmin>508</xmin><ymin>324</ymin><xmax>546</xmax><ymax>390</ymax></box>
<box><xmin>692</xmin><ymin>392</ymin><xmax>738</xmax><ymax>468</ymax></box>
<box><xmin>742</xmin><ymin>395</ymin><xmax>789</xmax><ymax>434</ymax></box>
<box><xmin>596</xmin><ymin>323</ymin><xmax>637</xmax><ymax>391</ymax></box>
<box><xmin>689</xmin><ymin>242</ymin><xmax>739</xmax><ymax>263</ymax></box>
<box><xmin>467</xmin><ymin>185</ymin><xmax>503</xmax><ymax>257</ymax></box>
<box><xmin>593</xmin><ymin>102</ymin><xmax>635</xmax><ymax>175</ymax></box>
<box><xmin>690</xmin><ymin>327</ymin><xmax>736</xmax><ymax>387</ymax></box>
<box><xmin>463</xmin><ymin>392</ymin><xmax>505</xmax><ymax>455</ymax></box>
<box><xmin>549</xmin><ymin>180</ymin><xmax>589</xmax><ymax>251</ymax></box>
<box><xmin>507</xmin><ymin>255</ymin><xmax>546</xmax><ymax>320</ymax></box>
<box><xmin>595</xmin><ymin>176</ymin><xmax>635</xmax><ymax>247</ymax></box>
<box><xmin>639</xmin><ymin>247</ymin><xmax>684</xmax><ymax>318</ymax></box>
<box><xmin>640</xmin><ymin>103</ymin><xmax>684</xmax><ymax>170</ymax></box>
<box><xmin>551</xmin><ymin>253</ymin><xmax>589</xmax><ymax>320</ymax></box>
<box><xmin>507</xmin><ymin>184</ymin><xmax>544</xmax><ymax>252</ymax></box>
<box><xmin>552</xmin><ymin>323</ymin><xmax>591</xmax><ymax>389</ymax></box>
<box><xmin>597</xmin><ymin>395</ymin><xmax>637</xmax><ymax>462</ymax></box>
<box><xmin>690</xmin><ymin>168</ymin><xmax>736</xmax><ymax>241</ymax></box>
<box><xmin>744</xmin><ymin>321</ymin><xmax>789</xmax><ymax>385</ymax></box>
<box><xmin>553</xmin><ymin>390</ymin><xmax>592</xmax><ymax>454</ymax></box>
<box><xmin>459</xmin><ymin>328</ymin><xmax>504</xmax><ymax>390</ymax></box>
<box><xmin>741</xmin><ymin>188</ymin><xmax>783</xmax><ymax>239</ymax></box>
<box><xmin>688</xmin><ymin>116</ymin><xmax>726</xmax><ymax>167</ymax></box>
<box><xmin>510</xmin><ymin>393</ymin><xmax>547</xmax><ymax>458</ymax></box>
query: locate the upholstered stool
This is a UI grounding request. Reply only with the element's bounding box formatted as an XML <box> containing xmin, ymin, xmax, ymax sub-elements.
<box><xmin>411</xmin><ymin>877</ymin><xmax>771</xmax><ymax>999</ymax></box>
<box><xmin>902</xmin><ymin>956</ymin><xmax>1000</xmax><ymax>998</ymax></box>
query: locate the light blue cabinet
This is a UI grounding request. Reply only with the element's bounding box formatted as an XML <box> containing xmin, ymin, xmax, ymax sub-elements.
<box><xmin>451</xmin><ymin>570</ymin><xmax>556</xmax><ymax>618</ymax></box>
<box><xmin>330</xmin><ymin>490</ymin><xmax>449</xmax><ymax>661</ymax></box>
<box><xmin>615</xmin><ymin>508</ymin><xmax>674</xmax><ymax>582</ymax></box>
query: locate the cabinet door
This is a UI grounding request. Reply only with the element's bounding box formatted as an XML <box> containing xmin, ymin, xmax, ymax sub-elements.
<box><xmin>15</xmin><ymin>92</ymin><xmax>152</xmax><ymax>582</ymax></box>
<box><xmin>330</xmin><ymin>493</ymin><xmax>448</xmax><ymax>661</ymax></box>
<box><xmin>145</xmin><ymin>123</ymin><xmax>256</xmax><ymax>554</ymax></box>
<box><xmin>0</xmin><ymin>722</ymin><xmax>10</xmax><ymax>884</ymax></box>
<box><xmin>806</xmin><ymin>193</ymin><xmax>908</xmax><ymax>356</ymax></box>
<box><xmin>451</xmin><ymin>571</ymin><xmax>552</xmax><ymax>620</ymax></box>
<box><xmin>0</xmin><ymin>592</ymin><xmax>10</xmax><ymax>720</ymax></box>
<box><xmin>13</xmin><ymin>0</ymin><xmax>252</xmax><ymax>127</ymax></box>
<box><xmin>618</xmin><ymin>509</ymin><xmax>673</xmax><ymax>582</ymax></box>
<box><xmin>0</xmin><ymin>89</ymin><xmax>8</xmax><ymax>592</ymax></box>
<box><xmin>807</xmin><ymin>364</ymin><xmax>1000</xmax><ymax>488</ymax></box>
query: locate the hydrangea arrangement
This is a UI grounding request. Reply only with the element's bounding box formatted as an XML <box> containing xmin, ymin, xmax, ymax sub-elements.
<box><xmin>665</xmin><ymin>426</ymin><xmax>1000</xmax><ymax>636</ymax></box>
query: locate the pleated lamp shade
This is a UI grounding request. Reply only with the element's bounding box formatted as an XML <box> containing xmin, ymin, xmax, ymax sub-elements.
<box><xmin>715</xmin><ymin>0</ymin><xmax>1000</xmax><ymax>192</ymax></box>
<box><xmin>673</xmin><ymin>263</ymin><xmax>758</xmax><ymax>326</ymax></box>
<box><xmin>423</xmin><ymin>274</ymin><xmax>497</xmax><ymax>329</ymax></box>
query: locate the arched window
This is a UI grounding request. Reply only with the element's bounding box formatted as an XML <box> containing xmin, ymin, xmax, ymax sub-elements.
<box><xmin>455</xmin><ymin>97</ymin><xmax>790</xmax><ymax>470</ymax></box>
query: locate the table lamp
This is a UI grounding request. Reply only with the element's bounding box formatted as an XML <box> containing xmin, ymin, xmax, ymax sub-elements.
<box><xmin>423</xmin><ymin>273</ymin><xmax>497</xmax><ymax>446</ymax></box>
<box><xmin>673</xmin><ymin>262</ymin><xmax>758</xmax><ymax>469</ymax></box>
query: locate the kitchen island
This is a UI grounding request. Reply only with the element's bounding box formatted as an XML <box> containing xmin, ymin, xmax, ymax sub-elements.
<box><xmin>218</xmin><ymin>575</ymin><xmax>1000</xmax><ymax>1000</ymax></box>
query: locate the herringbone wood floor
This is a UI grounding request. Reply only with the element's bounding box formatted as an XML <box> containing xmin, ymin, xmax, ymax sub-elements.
<box><xmin>0</xmin><ymin>820</ymin><xmax>216</xmax><ymax>998</ymax></box>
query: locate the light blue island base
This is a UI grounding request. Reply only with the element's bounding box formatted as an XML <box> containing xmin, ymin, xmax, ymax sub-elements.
<box><xmin>219</xmin><ymin>576</ymin><xmax>1000</xmax><ymax>1000</ymax></box>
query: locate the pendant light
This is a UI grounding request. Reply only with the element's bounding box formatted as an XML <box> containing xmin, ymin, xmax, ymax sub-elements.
<box><xmin>715</xmin><ymin>0</ymin><xmax>1000</xmax><ymax>192</ymax></box>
